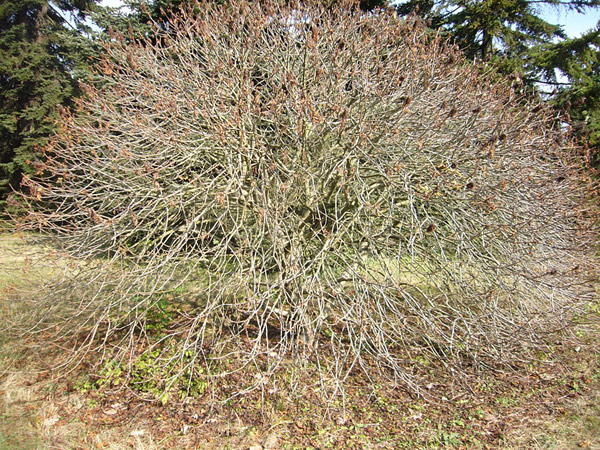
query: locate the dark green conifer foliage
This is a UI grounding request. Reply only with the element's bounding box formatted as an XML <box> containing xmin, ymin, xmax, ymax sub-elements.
<box><xmin>0</xmin><ymin>0</ymin><xmax>97</xmax><ymax>203</ymax></box>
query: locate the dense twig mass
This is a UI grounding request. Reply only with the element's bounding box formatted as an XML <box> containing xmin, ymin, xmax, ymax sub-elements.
<box><xmin>16</xmin><ymin>0</ymin><xmax>597</xmax><ymax>398</ymax></box>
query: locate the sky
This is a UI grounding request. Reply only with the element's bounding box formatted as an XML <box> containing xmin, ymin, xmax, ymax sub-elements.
<box><xmin>99</xmin><ymin>0</ymin><xmax>600</xmax><ymax>38</ymax></box>
<box><xmin>539</xmin><ymin>5</ymin><xmax>600</xmax><ymax>38</ymax></box>
<box><xmin>100</xmin><ymin>0</ymin><xmax>123</xmax><ymax>7</ymax></box>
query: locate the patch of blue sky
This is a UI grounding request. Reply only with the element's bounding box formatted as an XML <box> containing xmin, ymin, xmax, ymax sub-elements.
<box><xmin>537</xmin><ymin>4</ymin><xmax>599</xmax><ymax>38</ymax></box>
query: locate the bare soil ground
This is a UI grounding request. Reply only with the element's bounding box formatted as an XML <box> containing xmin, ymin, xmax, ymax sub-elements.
<box><xmin>1</xmin><ymin>231</ymin><xmax>599</xmax><ymax>449</ymax></box>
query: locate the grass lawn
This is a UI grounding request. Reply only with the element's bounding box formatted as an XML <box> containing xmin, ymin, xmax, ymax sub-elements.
<box><xmin>1</xmin><ymin>231</ymin><xmax>599</xmax><ymax>449</ymax></box>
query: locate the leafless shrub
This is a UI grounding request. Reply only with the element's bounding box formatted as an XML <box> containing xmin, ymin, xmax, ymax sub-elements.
<box><xmin>14</xmin><ymin>0</ymin><xmax>598</xmax><ymax>399</ymax></box>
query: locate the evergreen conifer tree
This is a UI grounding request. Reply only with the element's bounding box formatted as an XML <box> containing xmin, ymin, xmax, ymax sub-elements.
<box><xmin>0</xmin><ymin>0</ymin><xmax>98</xmax><ymax>203</ymax></box>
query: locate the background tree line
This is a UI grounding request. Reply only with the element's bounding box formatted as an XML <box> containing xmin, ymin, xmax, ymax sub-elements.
<box><xmin>1</xmin><ymin>0</ymin><xmax>599</xmax><ymax>209</ymax></box>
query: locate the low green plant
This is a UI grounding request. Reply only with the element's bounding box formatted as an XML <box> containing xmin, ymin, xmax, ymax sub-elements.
<box><xmin>436</xmin><ymin>430</ymin><xmax>463</xmax><ymax>448</ymax></box>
